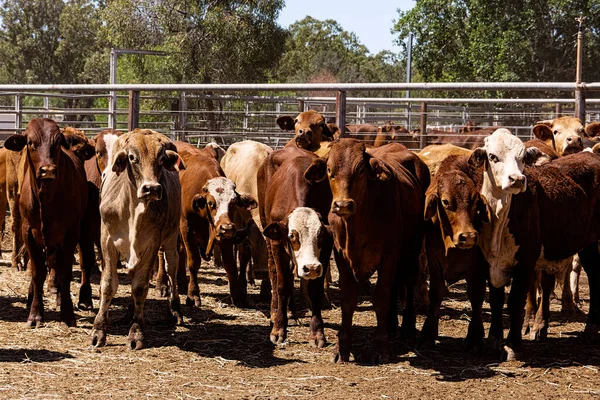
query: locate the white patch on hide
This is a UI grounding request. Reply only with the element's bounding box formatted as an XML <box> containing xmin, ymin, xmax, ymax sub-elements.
<box><xmin>206</xmin><ymin>177</ymin><xmax>237</xmax><ymax>221</ymax></box>
<box><xmin>287</xmin><ymin>207</ymin><xmax>322</xmax><ymax>279</ymax></box>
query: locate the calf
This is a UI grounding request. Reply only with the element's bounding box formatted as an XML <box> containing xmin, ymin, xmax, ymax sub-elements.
<box><xmin>305</xmin><ymin>139</ymin><xmax>430</xmax><ymax>363</ymax></box>
<box><xmin>257</xmin><ymin>147</ymin><xmax>333</xmax><ymax>347</ymax></box>
<box><xmin>278</xmin><ymin>110</ymin><xmax>336</xmax><ymax>153</ymax></box>
<box><xmin>4</xmin><ymin>118</ymin><xmax>89</xmax><ymax>327</ymax></box>
<box><xmin>176</xmin><ymin>141</ymin><xmax>256</xmax><ymax>308</ymax></box>
<box><xmin>91</xmin><ymin>129</ymin><xmax>185</xmax><ymax>349</ymax></box>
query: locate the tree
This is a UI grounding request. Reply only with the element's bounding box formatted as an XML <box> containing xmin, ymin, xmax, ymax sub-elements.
<box><xmin>393</xmin><ymin>0</ymin><xmax>600</xmax><ymax>88</ymax></box>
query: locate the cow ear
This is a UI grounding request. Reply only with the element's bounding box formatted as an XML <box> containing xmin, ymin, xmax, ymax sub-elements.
<box><xmin>237</xmin><ymin>193</ymin><xmax>257</xmax><ymax>210</ymax></box>
<box><xmin>424</xmin><ymin>191</ymin><xmax>438</xmax><ymax>221</ymax></box>
<box><xmin>532</xmin><ymin>124</ymin><xmax>553</xmax><ymax>141</ymax></box>
<box><xmin>524</xmin><ymin>146</ymin><xmax>546</xmax><ymax>166</ymax></box>
<box><xmin>263</xmin><ymin>221</ymin><xmax>287</xmax><ymax>242</ymax></box>
<box><xmin>192</xmin><ymin>194</ymin><xmax>206</xmax><ymax>211</ymax></box>
<box><xmin>63</xmin><ymin>134</ymin><xmax>95</xmax><ymax>160</ymax></box>
<box><xmin>585</xmin><ymin>122</ymin><xmax>600</xmax><ymax>138</ymax></box>
<box><xmin>4</xmin><ymin>134</ymin><xmax>27</xmax><ymax>151</ymax></box>
<box><xmin>468</xmin><ymin>148</ymin><xmax>487</xmax><ymax>168</ymax></box>
<box><xmin>276</xmin><ymin>116</ymin><xmax>295</xmax><ymax>131</ymax></box>
<box><xmin>592</xmin><ymin>143</ymin><xmax>600</xmax><ymax>154</ymax></box>
<box><xmin>304</xmin><ymin>158</ymin><xmax>327</xmax><ymax>183</ymax></box>
<box><xmin>111</xmin><ymin>150</ymin><xmax>128</xmax><ymax>175</ymax></box>
<box><xmin>368</xmin><ymin>157</ymin><xmax>391</xmax><ymax>181</ymax></box>
<box><xmin>163</xmin><ymin>150</ymin><xmax>186</xmax><ymax>172</ymax></box>
<box><xmin>477</xmin><ymin>195</ymin><xmax>491</xmax><ymax>223</ymax></box>
<box><xmin>322</xmin><ymin>123</ymin><xmax>338</xmax><ymax>140</ymax></box>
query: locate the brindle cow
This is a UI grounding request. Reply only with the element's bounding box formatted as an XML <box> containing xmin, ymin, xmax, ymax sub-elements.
<box><xmin>305</xmin><ymin>139</ymin><xmax>430</xmax><ymax>363</ymax></box>
<box><xmin>4</xmin><ymin>118</ymin><xmax>90</xmax><ymax>327</ymax></box>
<box><xmin>258</xmin><ymin>147</ymin><xmax>333</xmax><ymax>347</ymax></box>
<box><xmin>176</xmin><ymin>141</ymin><xmax>256</xmax><ymax>308</ymax></box>
<box><xmin>278</xmin><ymin>110</ymin><xmax>336</xmax><ymax>154</ymax></box>
<box><xmin>91</xmin><ymin>129</ymin><xmax>185</xmax><ymax>349</ymax></box>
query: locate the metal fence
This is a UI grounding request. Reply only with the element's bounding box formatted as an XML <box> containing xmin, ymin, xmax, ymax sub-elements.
<box><xmin>1</xmin><ymin>82</ymin><xmax>599</xmax><ymax>150</ymax></box>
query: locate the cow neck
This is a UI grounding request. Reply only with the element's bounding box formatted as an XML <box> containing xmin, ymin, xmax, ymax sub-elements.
<box><xmin>479</xmin><ymin>164</ymin><xmax>514</xmax><ymax>267</ymax></box>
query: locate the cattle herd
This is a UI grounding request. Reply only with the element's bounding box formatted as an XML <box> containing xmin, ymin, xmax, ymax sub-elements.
<box><xmin>2</xmin><ymin>111</ymin><xmax>600</xmax><ymax>365</ymax></box>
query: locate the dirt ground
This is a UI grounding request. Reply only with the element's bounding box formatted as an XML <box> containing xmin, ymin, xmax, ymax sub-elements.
<box><xmin>0</xmin><ymin>222</ymin><xmax>599</xmax><ymax>399</ymax></box>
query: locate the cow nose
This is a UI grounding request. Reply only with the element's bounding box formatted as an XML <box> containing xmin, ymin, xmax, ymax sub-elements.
<box><xmin>38</xmin><ymin>165</ymin><xmax>57</xmax><ymax>180</ymax></box>
<box><xmin>456</xmin><ymin>231</ymin><xmax>478</xmax><ymax>248</ymax></box>
<box><xmin>218</xmin><ymin>223</ymin><xmax>235</xmax><ymax>239</ymax></box>
<box><xmin>300</xmin><ymin>263</ymin><xmax>322</xmax><ymax>279</ymax></box>
<box><xmin>139</xmin><ymin>183</ymin><xmax>162</xmax><ymax>200</ymax></box>
<box><xmin>508</xmin><ymin>174</ymin><xmax>525</xmax><ymax>188</ymax></box>
<box><xmin>332</xmin><ymin>199</ymin><xmax>356</xmax><ymax>216</ymax></box>
<box><xmin>295</xmin><ymin>136</ymin><xmax>309</xmax><ymax>148</ymax></box>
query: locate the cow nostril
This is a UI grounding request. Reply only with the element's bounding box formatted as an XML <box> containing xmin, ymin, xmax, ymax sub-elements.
<box><xmin>298</xmin><ymin>129</ymin><xmax>303</xmax><ymax>134</ymax></box>
<box><xmin>458</xmin><ymin>233</ymin><xmax>467</xmax><ymax>243</ymax></box>
<box><xmin>302</xmin><ymin>266</ymin><xmax>310</xmax><ymax>274</ymax></box>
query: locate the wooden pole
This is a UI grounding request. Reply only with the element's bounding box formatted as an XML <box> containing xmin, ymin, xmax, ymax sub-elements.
<box><xmin>336</xmin><ymin>90</ymin><xmax>347</xmax><ymax>137</ymax></box>
<box><xmin>574</xmin><ymin>15</ymin><xmax>585</xmax><ymax>122</ymax></box>
<box><xmin>298</xmin><ymin>100</ymin><xmax>305</xmax><ymax>113</ymax></box>
<box><xmin>555</xmin><ymin>103</ymin><xmax>562</xmax><ymax>118</ymax></box>
<box><xmin>419</xmin><ymin>101</ymin><xmax>427</xmax><ymax>149</ymax></box>
<box><xmin>128</xmin><ymin>90</ymin><xmax>140</xmax><ymax>131</ymax></box>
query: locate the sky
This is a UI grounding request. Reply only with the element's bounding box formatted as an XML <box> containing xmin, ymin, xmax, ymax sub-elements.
<box><xmin>278</xmin><ymin>0</ymin><xmax>416</xmax><ymax>55</ymax></box>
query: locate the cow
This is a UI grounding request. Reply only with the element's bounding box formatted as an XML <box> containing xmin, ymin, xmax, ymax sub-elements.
<box><xmin>418</xmin><ymin>154</ymin><xmax>490</xmax><ymax>351</ymax></box>
<box><xmin>304</xmin><ymin>139</ymin><xmax>430</xmax><ymax>363</ymax></box>
<box><xmin>91</xmin><ymin>129</ymin><xmax>185</xmax><ymax>349</ymax></box>
<box><xmin>530</xmin><ymin>116</ymin><xmax>584</xmax><ymax>156</ymax></box>
<box><xmin>345</xmin><ymin>124</ymin><xmax>379</xmax><ymax>143</ymax></box>
<box><xmin>257</xmin><ymin>146</ymin><xmax>333</xmax><ymax>347</ymax></box>
<box><xmin>4</xmin><ymin>118</ymin><xmax>90</xmax><ymax>327</ymax></box>
<box><xmin>175</xmin><ymin>140</ymin><xmax>257</xmax><ymax>308</ymax></box>
<box><xmin>426</xmin><ymin>127</ymin><xmax>497</xmax><ymax>150</ymax></box>
<box><xmin>458</xmin><ymin>129</ymin><xmax>600</xmax><ymax>360</ymax></box>
<box><xmin>0</xmin><ymin>148</ymin><xmax>8</xmax><ymax>247</ymax></box>
<box><xmin>373</xmin><ymin>124</ymin><xmax>416</xmax><ymax>149</ymax></box>
<box><xmin>5</xmin><ymin>143</ymin><xmax>26</xmax><ymax>271</ymax></box>
<box><xmin>277</xmin><ymin>110</ymin><xmax>336</xmax><ymax>154</ymax></box>
<box><xmin>220</xmin><ymin>140</ymin><xmax>273</xmax><ymax>299</ymax></box>
<box><xmin>417</xmin><ymin>144</ymin><xmax>473</xmax><ymax>176</ymax></box>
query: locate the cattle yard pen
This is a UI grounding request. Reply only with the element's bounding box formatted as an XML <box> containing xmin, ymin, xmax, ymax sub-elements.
<box><xmin>0</xmin><ymin>82</ymin><xmax>600</xmax><ymax>150</ymax></box>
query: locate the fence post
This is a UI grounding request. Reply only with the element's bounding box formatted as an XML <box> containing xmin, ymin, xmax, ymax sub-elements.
<box><xmin>298</xmin><ymin>100</ymin><xmax>304</xmax><ymax>113</ymax></box>
<box><xmin>419</xmin><ymin>101</ymin><xmax>427</xmax><ymax>149</ymax></box>
<box><xmin>14</xmin><ymin>94</ymin><xmax>22</xmax><ymax>133</ymax></box>
<box><xmin>179</xmin><ymin>91</ymin><xmax>187</xmax><ymax>141</ymax></box>
<box><xmin>109</xmin><ymin>49</ymin><xmax>117</xmax><ymax>129</ymax></box>
<box><xmin>336</xmin><ymin>90</ymin><xmax>347</xmax><ymax>137</ymax></box>
<box><xmin>574</xmin><ymin>15</ymin><xmax>585</xmax><ymax>122</ymax></box>
<box><xmin>128</xmin><ymin>90</ymin><xmax>140</xmax><ymax>131</ymax></box>
<box><xmin>43</xmin><ymin>96</ymin><xmax>49</xmax><ymax>119</ymax></box>
<box><xmin>555</xmin><ymin>103</ymin><xmax>562</xmax><ymax>118</ymax></box>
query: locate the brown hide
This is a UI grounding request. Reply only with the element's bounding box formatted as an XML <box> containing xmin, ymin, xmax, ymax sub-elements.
<box><xmin>305</xmin><ymin>139</ymin><xmax>430</xmax><ymax>363</ymax></box>
<box><xmin>4</xmin><ymin>118</ymin><xmax>88</xmax><ymax>328</ymax></box>
<box><xmin>278</xmin><ymin>110</ymin><xmax>335</xmax><ymax>152</ymax></box>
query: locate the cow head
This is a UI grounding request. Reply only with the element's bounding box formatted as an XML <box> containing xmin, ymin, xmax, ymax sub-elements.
<box><xmin>277</xmin><ymin>110</ymin><xmax>335</xmax><ymax>151</ymax></box>
<box><xmin>532</xmin><ymin>116</ymin><xmax>584</xmax><ymax>156</ymax></box>
<box><xmin>94</xmin><ymin>129</ymin><xmax>122</xmax><ymax>174</ymax></box>
<box><xmin>425</xmin><ymin>167</ymin><xmax>490</xmax><ymax>252</ymax></box>
<box><xmin>110</xmin><ymin>129</ymin><xmax>185</xmax><ymax>202</ymax></box>
<box><xmin>5</xmin><ymin>118</ymin><xmax>70</xmax><ymax>192</ymax></box>
<box><xmin>60</xmin><ymin>127</ymin><xmax>95</xmax><ymax>162</ymax></box>
<box><xmin>263</xmin><ymin>207</ymin><xmax>330</xmax><ymax>279</ymax></box>
<box><xmin>305</xmin><ymin>139</ymin><xmax>389</xmax><ymax>218</ymax></box>
<box><xmin>469</xmin><ymin>129</ymin><xmax>543</xmax><ymax>194</ymax></box>
<box><xmin>192</xmin><ymin>177</ymin><xmax>257</xmax><ymax>241</ymax></box>
<box><xmin>585</xmin><ymin>122</ymin><xmax>600</xmax><ymax>140</ymax></box>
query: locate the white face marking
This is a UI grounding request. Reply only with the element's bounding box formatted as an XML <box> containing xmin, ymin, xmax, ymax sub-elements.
<box><xmin>205</xmin><ymin>177</ymin><xmax>237</xmax><ymax>221</ymax></box>
<box><xmin>287</xmin><ymin>207</ymin><xmax>323</xmax><ymax>279</ymax></box>
<box><xmin>484</xmin><ymin>129</ymin><xmax>527</xmax><ymax>193</ymax></box>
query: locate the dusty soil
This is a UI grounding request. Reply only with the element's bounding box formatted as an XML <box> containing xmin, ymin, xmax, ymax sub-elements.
<box><xmin>0</xmin><ymin>220</ymin><xmax>599</xmax><ymax>399</ymax></box>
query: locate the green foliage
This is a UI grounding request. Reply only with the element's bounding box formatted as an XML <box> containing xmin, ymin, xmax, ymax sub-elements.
<box><xmin>393</xmin><ymin>0</ymin><xmax>600</xmax><ymax>88</ymax></box>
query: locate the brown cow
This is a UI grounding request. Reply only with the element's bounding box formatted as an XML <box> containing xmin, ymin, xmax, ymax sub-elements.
<box><xmin>305</xmin><ymin>139</ymin><xmax>430</xmax><ymax>363</ymax></box>
<box><xmin>427</xmin><ymin>127</ymin><xmax>497</xmax><ymax>150</ymax></box>
<box><xmin>278</xmin><ymin>110</ymin><xmax>336</xmax><ymax>153</ymax></box>
<box><xmin>345</xmin><ymin>124</ymin><xmax>379</xmax><ymax>143</ymax></box>
<box><xmin>417</xmin><ymin>144</ymin><xmax>473</xmax><ymax>176</ymax></box>
<box><xmin>91</xmin><ymin>129</ymin><xmax>185</xmax><ymax>349</ymax></box>
<box><xmin>0</xmin><ymin>148</ymin><xmax>8</xmax><ymax>247</ymax></box>
<box><xmin>531</xmin><ymin>116</ymin><xmax>584</xmax><ymax>156</ymax></box>
<box><xmin>5</xmin><ymin>144</ymin><xmax>26</xmax><ymax>271</ymax></box>
<box><xmin>176</xmin><ymin>141</ymin><xmax>257</xmax><ymax>308</ymax></box>
<box><xmin>258</xmin><ymin>147</ymin><xmax>333</xmax><ymax>347</ymax></box>
<box><xmin>373</xmin><ymin>124</ymin><xmax>416</xmax><ymax>149</ymax></box>
<box><xmin>4</xmin><ymin>118</ymin><xmax>90</xmax><ymax>327</ymax></box>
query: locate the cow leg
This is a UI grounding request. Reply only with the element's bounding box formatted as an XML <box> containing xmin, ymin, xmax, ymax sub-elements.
<box><xmin>154</xmin><ymin>248</ymin><xmax>169</xmax><ymax>297</ymax></box>
<box><xmin>56</xmin><ymin>242</ymin><xmax>77</xmax><ymax>327</ymax></box>
<box><xmin>26</xmin><ymin>233</ymin><xmax>46</xmax><ymax>328</ymax></box>
<box><xmin>237</xmin><ymin>242</ymin><xmax>250</xmax><ymax>296</ymax></box>
<box><xmin>307</xmin><ymin>236</ymin><xmax>332</xmax><ymax>348</ymax></box>
<box><xmin>571</xmin><ymin>254</ymin><xmax>582</xmax><ymax>304</ymax></box>
<box><xmin>163</xmin><ymin>237</ymin><xmax>183</xmax><ymax>325</ymax></box>
<box><xmin>504</xmin><ymin>264</ymin><xmax>533</xmax><ymax>361</ymax></box>
<box><xmin>127</xmin><ymin>264</ymin><xmax>152</xmax><ymax>350</ymax></box>
<box><xmin>176</xmin><ymin>239</ymin><xmax>188</xmax><ymax>299</ymax></box>
<box><xmin>91</xmin><ymin>238</ymin><xmax>119</xmax><ymax>348</ymax></box>
<box><xmin>78</xmin><ymin>221</ymin><xmax>96</xmax><ymax>311</ymax></box>
<box><xmin>416</xmin><ymin>258</ymin><xmax>445</xmax><ymax>350</ymax></box>
<box><xmin>560</xmin><ymin>261</ymin><xmax>579</xmax><ymax>318</ymax></box>
<box><xmin>399</xmin><ymin>254</ymin><xmax>419</xmax><ymax>340</ymax></box>
<box><xmin>182</xmin><ymin>228</ymin><xmax>202</xmax><ymax>308</ymax></box>
<box><xmin>333</xmin><ymin>249</ymin><xmax>358</xmax><ymax>363</ymax></box>
<box><xmin>269</xmin><ymin>242</ymin><xmax>291</xmax><ymax>344</ymax></box>
<box><xmin>464</xmin><ymin>264</ymin><xmax>486</xmax><ymax>353</ymax></box>
<box><xmin>522</xmin><ymin>273</ymin><xmax>538</xmax><ymax>337</ymax></box>
<box><xmin>266</xmin><ymin>239</ymin><xmax>278</xmax><ymax>323</ymax></box>
<box><xmin>260</xmin><ymin>276</ymin><xmax>272</xmax><ymax>303</ymax></box>
<box><xmin>10</xmin><ymin>197</ymin><xmax>25</xmax><ymax>271</ymax></box>
<box><xmin>578</xmin><ymin>243</ymin><xmax>600</xmax><ymax>342</ymax></box>
<box><xmin>220</xmin><ymin>240</ymin><xmax>247</xmax><ymax>307</ymax></box>
<box><xmin>487</xmin><ymin>283</ymin><xmax>505</xmax><ymax>352</ymax></box>
<box><xmin>530</xmin><ymin>271</ymin><xmax>554</xmax><ymax>341</ymax></box>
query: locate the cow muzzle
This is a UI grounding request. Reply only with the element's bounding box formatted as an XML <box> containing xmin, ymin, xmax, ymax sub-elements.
<box><xmin>138</xmin><ymin>183</ymin><xmax>163</xmax><ymax>201</ymax></box>
<box><xmin>216</xmin><ymin>223</ymin><xmax>235</xmax><ymax>240</ymax></box>
<box><xmin>563</xmin><ymin>136</ymin><xmax>583</xmax><ymax>155</ymax></box>
<box><xmin>37</xmin><ymin>165</ymin><xmax>57</xmax><ymax>181</ymax></box>
<box><xmin>332</xmin><ymin>199</ymin><xmax>356</xmax><ymax>216</ymax></box>
<box><xmin>504</xmin><ymin>174</ymin><xmax>526</xmax><ymax>192</ymax></box>
<box><xmin>298</xmin><ymin>263</ymin><xmax>322</xmax><ymax>279</ymax></box>
<box><xmin>454</xmin><ymin>230</ymin><xmax>478</xmax><ymax>249</ymax></box>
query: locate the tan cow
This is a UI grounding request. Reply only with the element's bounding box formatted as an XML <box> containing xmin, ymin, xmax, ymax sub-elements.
<box><xmin>532</xmin><ymin>116</ymin><xmax>584</xmax><ymax>156</ymax></box>
<box><xmin>91</xmin><ymin>129</ymin><xmax>185</xmax><ymax>350</ymax></box>
<box><xmin>417</xmin><ymin>144</ymin><xmax>473</xmax><ymax>176</ymax></box>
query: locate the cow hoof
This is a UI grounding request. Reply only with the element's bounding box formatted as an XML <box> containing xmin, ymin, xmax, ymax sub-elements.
<box><xmin>185</xmin><ymin>296</ymin><xmax>201</xmax><ymax>308</ymax></box>
<box><xmin>503</xmin><ymin>345</ymin><xmax>520</xmax><ymax>361</ymax></box>
<box><xmin>127</xmin><ymin>325</ymin><xmax>145</xmax><ymax>350</ymax></box>
<box><xmin>484</xmin><ymin>336</ymin><xmax>503</xmax><ymax>354</ymax></box>
<box><xmin>156</xmin><ymin>285</ymin><xmax>169</xmax><ymax>298</ymax></box>
<box><xmin>26</xmin><ymin>318</ymin><xmax>44</xmax><ymax>329</ymax></box>
<box><xmin>371</xmin><ymin>353</ymin><xmax>390</xmax><ymax>365</ymax></box>
<box><xmin>309</xmin><ymin>335</ymin><xmax>327</xmax><ymax>349</ymax></box>
<box><xmin>269</xmin><ymin>330</ymin><xmax>287</xmax><ymax>345</ymax></box>
<box><xmin>415</xmin><ymin>336</ymin><xmax>435</xmax><ymax>351</ymax></box>
<box><xmin>170</xmin><ymin>311</ymin><xmax>184</xmax><ymax>326</ymax></box>
<box><xmin>232</xmin><ymin>295</ymin><xmax>248</xmax><ymax>309</ymax></box>
<box><xmin>529</xmin><ymin>326</ymin><xmax>547</xmax><ymax>342</ymax></box>
<box><xmin>91</xmin><ymin>329</ymin><xmax>107</xmax><ymax>348</ymax></box>
<box><xmin>62</xmin><ymin>316</ymin><xmax>77</xmax><ymax>328</ymax></box>
<box><xmin>331</xmin><ymin>351</ymin><xmax>350</xmax><ymax>363</ymax></box>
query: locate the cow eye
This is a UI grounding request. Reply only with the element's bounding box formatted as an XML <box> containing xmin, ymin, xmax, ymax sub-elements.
<box><xmin>488</xmin><ymin>154</ymin><xmax>499</xmax><ymax>163</ymax></box>
<box><xmin>294</xmin><ymin>118</ymin><xmax>298</xmax><ymax>123</ymax></box>
<box><xmin>553</xmin><ymin>130</ymin><xmax>558</xmax><ymax>135</ymax></box>
<box><xmin>327</xmin><ymin>167</ymin><xmax>331</xmax><ymax>175</ymax></box>
<box><xmin>207</xmin><ymin>201</ymin><xmax>214</xmax><ymax>208</ymax></box>
<box><xmin>442</xmin><ymin>199</ymin><xmax>450</xmax><ymax>208</ymax></box>
<box><xmin>128</xmin><ymin>154</ymin><xmax>136</xmax><ymax>162</ymax></box>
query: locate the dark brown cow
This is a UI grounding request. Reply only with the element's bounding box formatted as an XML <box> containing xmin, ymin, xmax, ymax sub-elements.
<box><xmin>176</xmin><ymin>141</ymin><xmax>256</xmax><ymax>308</ymax></box>
<box><xmin>257</xmin><ymin>146</ymin><xmax>333</xmax><ymax>347</ymax></box>
<box><xmin>305</xmin><ymin>139</ymin><xmax>430</xmax><ymax>363</ymax></box>
<box><xmin>278</xmin><ymin>110</ymin><xmax>336</xmax><ymax>153</ymax></box>
<box><xmin>4</xmin><ymin>118</ymin><xmax>89</xmax><ymax>327</ymax></box>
